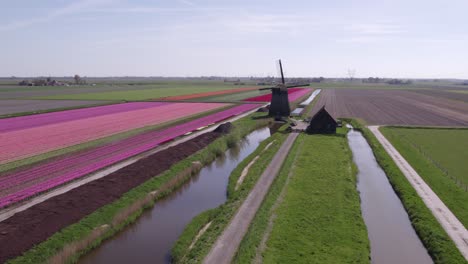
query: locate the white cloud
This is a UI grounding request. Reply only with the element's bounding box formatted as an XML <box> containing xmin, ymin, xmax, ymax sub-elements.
<box><xmin>0</xmin><ymin>0</ymin><xmax>115</xmax><ymax>31</ymax></box>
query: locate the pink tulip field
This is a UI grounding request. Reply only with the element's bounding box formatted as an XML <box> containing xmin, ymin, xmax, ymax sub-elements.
<box><xmin>0</xmin><ymin>102</ymin><xmax>228</xmax><ymax>164</ymax></box>
<box><xmin>0</xmin><ymin>103</ymin><xmax>258</xmax><ymax>208</ymax></box>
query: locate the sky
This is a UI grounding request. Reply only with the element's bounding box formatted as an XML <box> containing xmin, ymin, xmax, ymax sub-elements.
<box><xmin>1</xmin><ymin>0</ymin><xmax>467</xmax><ymax>78</ymax></box>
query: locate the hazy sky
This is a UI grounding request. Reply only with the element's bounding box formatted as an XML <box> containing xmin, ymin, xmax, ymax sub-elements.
<box><xmin>1</xmin><ymin>0</ymin><xmax>467</xmax><ymax>78</ymax></box>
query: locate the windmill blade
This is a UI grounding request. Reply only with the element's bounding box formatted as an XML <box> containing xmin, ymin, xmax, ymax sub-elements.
<box><xmin>286</xmin><ymin>83</ymin><xmax>310</xmax><ymax>88</ymax></box>
<box><xmin>276</xmin><ymin>59</ymin><xmax>285</xmax><ymax>85</ymax></box>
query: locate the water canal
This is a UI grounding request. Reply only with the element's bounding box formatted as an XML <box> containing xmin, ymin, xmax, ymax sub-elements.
<box><xmin>347</xmin><ymin>127</ymin><xmax>432</xmax><ymax>264</ymax></box>
<box><xmin>79</xmin><ymin>127</ymin><xmax>271</xmax><ymax>264</ymax></box>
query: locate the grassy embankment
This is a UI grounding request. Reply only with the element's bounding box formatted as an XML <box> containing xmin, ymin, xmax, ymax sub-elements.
<box><xmin>0</xmin><ymin>105</ymin><xmax>233</xmax><ymax>174</ymax></box>
<box><xmin>171</xmin><ymin>125</ymin><xmax>288</xmax><ymax>263</ymax></box>
<box><xmin>380</xmin><ymin>127</ymin><xmax>468</xmax><ymax>228</ymax></box>
<box><xmin>7</xmin><ymin>112</ymin><xmax>272</xmax><ymax>264</ymax></box>
<box><xmin>346</xmin><ymin>119</ymin><xmax>466</xmax><ymax>263</ymax></box>
<box><xmin>234</xmin><ymin>128</ymin><xmax>370</xmax><ymax>263</ymax></box>
<box><xmin>300</xmin><ymin>91</ymin><xmax>321</xmax><ymax>119</ymax></box>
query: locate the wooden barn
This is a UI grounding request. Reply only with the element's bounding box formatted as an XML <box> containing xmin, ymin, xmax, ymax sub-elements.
<box><xmin>306</xmin><ymin>106</ymin><xmax>337</xmax><ymax>134</ymax></box>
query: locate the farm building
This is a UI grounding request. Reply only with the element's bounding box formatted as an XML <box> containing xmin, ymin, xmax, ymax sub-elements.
<box><xmin>306</xmin><ymin>106</ymin><xmax>337</xmax><ymax>134</ymax></box>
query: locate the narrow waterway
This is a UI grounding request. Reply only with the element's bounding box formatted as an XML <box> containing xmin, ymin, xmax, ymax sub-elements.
<box><xmin>347</xmin><ymin>127</ymin><xmax>432</xmax><ymax>264</ymax></box>
<box><xmin>79</xmin><ymin>127</ymin><xmax>271</xmax><ymax>264</ymax></box>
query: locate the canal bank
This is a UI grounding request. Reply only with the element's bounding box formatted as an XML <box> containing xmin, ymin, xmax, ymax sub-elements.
<box><xmin>79</xmin><ymin>127</ymin><xmax>272</xmax><ymax>264</ymax></box>
<box><xmin>347</xmin><ymin>126</ymin><xmax>432</xmax><ymax>264</ymax></box>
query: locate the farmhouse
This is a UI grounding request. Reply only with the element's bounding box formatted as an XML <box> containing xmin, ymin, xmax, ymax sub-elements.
<box><xmin>306</xmin><ymin>106</ymin><xmax>337</xmax><ymax>134</ymax></box>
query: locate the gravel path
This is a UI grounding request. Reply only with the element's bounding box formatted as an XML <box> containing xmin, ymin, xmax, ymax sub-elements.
<box><xmin>369</xmin><ymin>126</ymin><xmax>468</xmax><ymax>260</ymax></box>
<box><xmin>204</xmin><ymin>132</ymin><xmax>299</xmax><ymax>264</ymax></box>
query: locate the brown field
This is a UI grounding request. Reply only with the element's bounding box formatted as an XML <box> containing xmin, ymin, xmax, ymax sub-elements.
<box><xmin>411</xmin><ymin>89</ymin><xmax>468</xmax><ymax>103</ymax></box>
<box><xmin>309</xmin><ymin>89</ymin><xmax>468</xmax><ymax>126</ymax></box>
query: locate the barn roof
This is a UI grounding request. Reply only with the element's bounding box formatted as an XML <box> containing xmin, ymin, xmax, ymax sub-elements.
<box><xmin>310</xmin><ymin>106</ymin><xmax>337</xmax><ymax>124</ymax></box>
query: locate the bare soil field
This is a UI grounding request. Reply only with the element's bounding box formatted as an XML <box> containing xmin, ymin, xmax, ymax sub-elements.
<box><xmin>0</xmin><ymin>99</ymin><xmax>110</xmax><ymax>116</ymax></box>
<box><xmin>0</xmin><ymin>130</ymin><xmax>224</xmax><ymax>263</ymax></box>
<box><xmin>309</xmin><ymin>89</ymin><xmax>468</xmax><ymax>126</ymax></box>
<box><xmin>411</xmin><ymin>89</ymin><xmax>468</xmax><ymax>103</ymax></box>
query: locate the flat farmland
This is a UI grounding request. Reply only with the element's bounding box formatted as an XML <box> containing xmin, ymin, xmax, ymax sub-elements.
<box><xmin>381</xmin><ymin>127</ymin><xmax>468</xmax><ymax>227</ymax></box>
<box><xmin>411</xmin><ymin>89</ymin><xmax>468</xmax><ymax>103</ymax></box>
<box><xmin>0</xmin><ymin>103</ymin><xmax>259</xmax><ymax>208</ymax></box>
<box><xmin>0</xmin><ymin>99</ymin><xmax>111</xmax><ymax>116</ymax></box>
<box><xmin>160</xmin><ymin>87</ymin><xmax>258</xmax><ymax>101</ymax></box>
<box><xmin>0</xmin><ymin>102</ymin><xmax>228</xmax><ymax>164</ymax></box>
<box><xmin>244</xmin><ymin>88</ymin><xmax>312</xmax><ymax>102</ymax></box>
<box><xmin>32</xmin><ymin>84</ymin><xmax>257</xmax><ymax>101</ymax></box>
<box><xmin>310</xmin><ymin>89</ymin><xmax>468</xmax><ymax>126</ymax></box>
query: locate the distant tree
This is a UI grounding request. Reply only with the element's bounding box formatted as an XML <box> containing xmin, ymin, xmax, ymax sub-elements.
<box><xmin>347</xmin><ymin>69</ymin><xmax>356</xmax><ymax>82</ymax></box>
<box><xmin>74</xmin><ymin>74</ymin><xmax>81</xmax><ymax>85</ymax></box>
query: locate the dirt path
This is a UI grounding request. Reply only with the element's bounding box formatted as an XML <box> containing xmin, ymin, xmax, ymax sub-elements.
<box><xmin>369</xmin><ymin>126</ymin><xmax>468</xmax><ymax>260</ymax></box>
<box><xmin>203</xmin><ymin>132</ymin><xmax>299</xmax><ymax>264</ymax></box>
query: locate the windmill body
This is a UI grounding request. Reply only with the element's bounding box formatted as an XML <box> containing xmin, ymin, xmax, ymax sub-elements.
<box><xmin>268</xmin><ymin>87</ymin><xmax>291</xmax><ymax>116</ymax></box>
<box><xmin>259</xmin><ymin>60</ymin><xmax>308</xmax><ymax>118</ymax></box>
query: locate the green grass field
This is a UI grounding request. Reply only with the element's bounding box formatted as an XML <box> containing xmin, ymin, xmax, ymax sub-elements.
<box><xmin>33</xmin><ymin>83</ymin><xmax>256</xmax><ymax>101</ymax></box>
<box><xmin>381</xmin><ymin>127</ymin><xmax>468</xmax><ymax>228</ymax></box>
<box><xmin>199</xmin><ymin>89</ymin><xmax>269</xmax><ymax>102</ymax></box>
<box><xmin>251</xmin><ymin>129</ymin><xmax>369</xmax><ymax>263</ymax></box>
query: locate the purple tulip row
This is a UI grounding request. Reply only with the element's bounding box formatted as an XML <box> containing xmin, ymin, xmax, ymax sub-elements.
<box><xmin>0</xmin><ymin>103</ymin><xmax>258</xmax><ymax>208</ymax></box>
<box><xmin>288</xmin><ymin>88</ymin><xmax>312</xmax><ymax>102</ymax></box>
<box><xmin>0</xmin><ymin>102</ymin><xmax>167</xmax><ymax>133</ymax></box>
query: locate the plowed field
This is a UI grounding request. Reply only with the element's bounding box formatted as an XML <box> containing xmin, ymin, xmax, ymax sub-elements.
<box><xmin>309</xmin><ymin>89</ymin><xmax>468</xmax><ymax>126</ymax></box>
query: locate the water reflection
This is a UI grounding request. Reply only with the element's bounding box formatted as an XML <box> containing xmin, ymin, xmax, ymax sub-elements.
<box><xmin>79</xmin><ymin>127</ymin><xmax>271</xmax><ymax>264</ymax></box>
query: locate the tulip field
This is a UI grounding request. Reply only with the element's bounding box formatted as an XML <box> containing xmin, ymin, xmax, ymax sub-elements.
<box><xmin>0</xmin><ymin>103</ymin><xmax>259</xmax><ymax>208</ymax></box>
<box><xmin>244</xmin><ymin>88</ymin><xmax>311</xmax><ymax>102</ymax></box>
<box><xmin>0</xmin><ymin>102</ymin><xmax>228</xmax><ymax>164</ymax></box>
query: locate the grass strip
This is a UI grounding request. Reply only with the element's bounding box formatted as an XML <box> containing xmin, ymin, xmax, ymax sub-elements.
<box><xmin>6</xmin><ymin>112</ymin><xmax>271</xmax><ymax>264</ymax></box>
<box><xmin>380</xmin><ymin>127</ymin><xmax>468</xmax><ymax>228</ymax></box>
<box><xmin>301</xmin><ymin>91</ymin><xmax>321</xmax><ymax>119</ymax></box>
<box><xmin>232</xmin><ymin>131</ymin><xmax>302</xmax><ymax>264</ymax></box>
<box><xmin>254</xmin><ymin>128</ymin><xmax>369</xmax><ymax>263</ymax></box>
<box><xmin>346</xmin><ymin>119</ymin><xmax>466</xmax><ymax>263</ymax></box>
<box><xmin>171</xmin><ymin>126</ymin><xmax>288</xmax><ymax>263</ymax></box>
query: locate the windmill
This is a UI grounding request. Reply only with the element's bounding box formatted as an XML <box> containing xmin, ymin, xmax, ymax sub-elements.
<box><xmin>259</xmin><ymin>60</ymin><xmax>309</xmax><ymax>118</ymax></box>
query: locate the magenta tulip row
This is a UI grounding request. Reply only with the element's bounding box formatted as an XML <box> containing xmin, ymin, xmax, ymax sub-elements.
<box><xmin>0</xmin><ymin>102</ymin><xmax>167</xmax><ymax>133</ymax></box>
<box><xmin>0</xmin><ymin>102</ymin><xmax>227</xmax><ymax>163</ymax></box>
<box><xmin>0</xmin><ymin>103</ymin><xmax>258</xmax><ymax>208</ymax></box>
<box><xmin>288</xmin><ymin>88</ymin><xmax>312</xmax><ymax>102</ymax></box>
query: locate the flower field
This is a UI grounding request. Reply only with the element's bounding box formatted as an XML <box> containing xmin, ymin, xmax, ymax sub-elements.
<box><xmin>0</xmin><ymin>102</ymin><xmax>228</xmax><ymax>164</ymax></box>
<box><xmin>0</xmin><ymin>103</ymin><xmax>258</xmax><ymax>208</ymax></box>
<box><xmin>161</xmin><ymin>87</ymin><xmax>258</xmax><ymax>101</ymax></box>
<box><xmin>244</xmin><ymin>88</ymin><xmax>311</xmax><ymax>102</ymax></box>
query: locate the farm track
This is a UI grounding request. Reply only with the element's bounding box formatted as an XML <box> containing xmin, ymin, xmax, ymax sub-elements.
<box><xmin>309</xmin><ymin>89</ymin><xmax>468</xmax><ymax>126</ymax></box>
<box><xmin>0</xmin><ymin>104</ymin><xmax>258</xmax><ymax>208</ymax></box>
<box><xmin>204</xmin><ymin>133</ymin><xmax>298</xmax><ymax>264</ymax></box>
<box><xmin>369</xmin><ymin>126</ymin><xmax>468</xmax><ymax>260</ymax></box>
<box><xmin>0</xmin><ymin>130</ymin><xmax>226</xmax><ymax>264</ymax></box>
